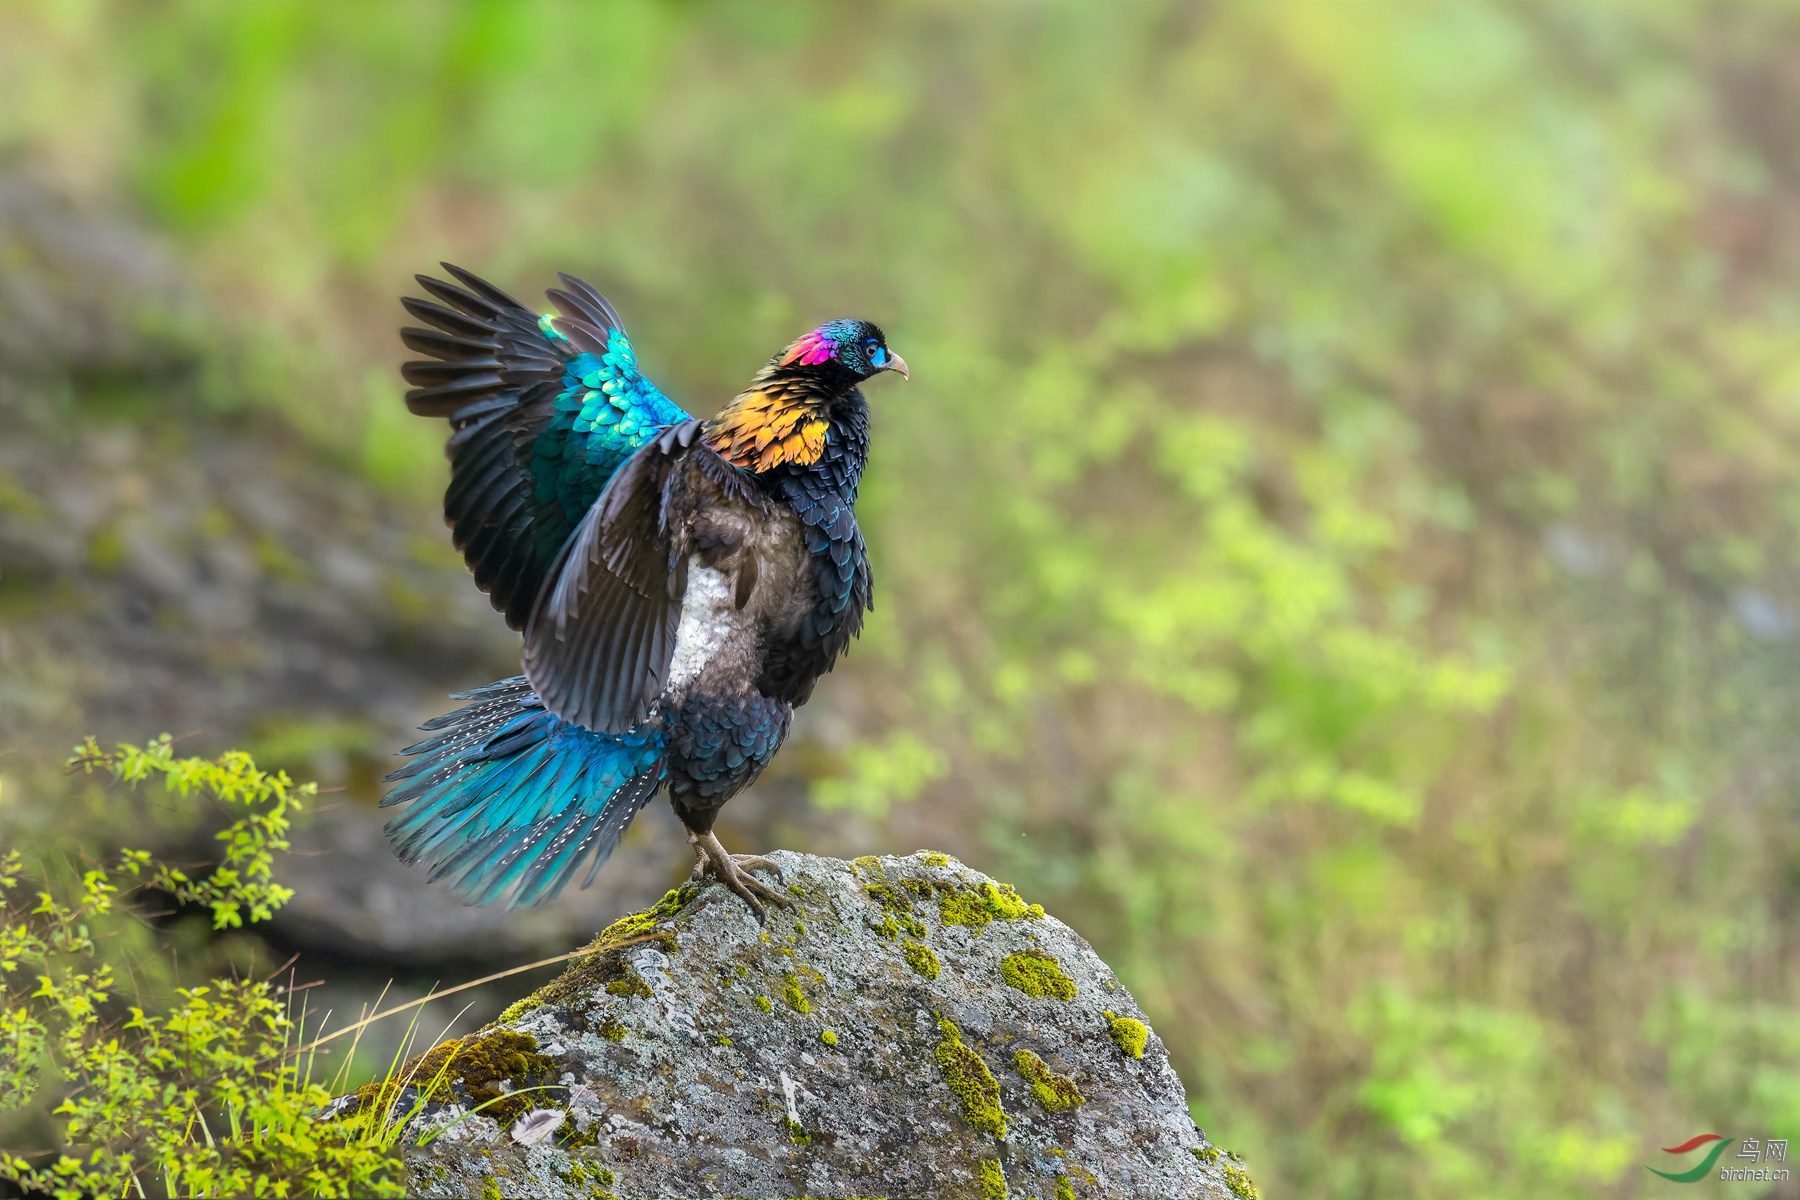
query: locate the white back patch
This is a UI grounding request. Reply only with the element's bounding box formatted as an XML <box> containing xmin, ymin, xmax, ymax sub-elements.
<box><xmin>666</xmin><ymin>560</ymin><xmax>736</xmax><ymax>694</ymax></box>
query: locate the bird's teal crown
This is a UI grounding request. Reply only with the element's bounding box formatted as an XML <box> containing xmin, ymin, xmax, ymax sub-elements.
<box><xmin>780</xmin><ymin>318</ymin><xmax>897</xmax><ymax>378</ymax></box>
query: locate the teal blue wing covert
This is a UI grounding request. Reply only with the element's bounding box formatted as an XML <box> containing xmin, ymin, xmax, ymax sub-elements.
<box><xmin>400</xmin><ymin>264</ymin><xmax>691</xmax><ymax>629</ymax></box>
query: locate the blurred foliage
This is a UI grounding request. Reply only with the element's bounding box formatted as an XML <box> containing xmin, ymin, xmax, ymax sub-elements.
<box><xmin>5</xmin><ymin>0</ymin><xmax>1800</xmax><ymax>1195</ymax></box>
<box><xmin>0</xmin><ymin>740</ymin><xmax>405</xmax><ymax>1199</ymax></box>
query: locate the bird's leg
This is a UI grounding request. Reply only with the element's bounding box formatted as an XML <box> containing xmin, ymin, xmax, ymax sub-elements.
<box><xmin>687</xmin><ymin>829</ymin><xmax>791</xmax><ymax>923</ymax></box>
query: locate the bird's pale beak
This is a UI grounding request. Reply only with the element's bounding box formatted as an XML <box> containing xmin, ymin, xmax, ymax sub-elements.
<box><xmin>885</xmin><ymin>352</ymin><xmax>909</xmax><ymax>380</ymax></box>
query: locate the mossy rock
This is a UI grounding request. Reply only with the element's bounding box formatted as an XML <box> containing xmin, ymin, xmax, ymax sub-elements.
<box><xmin>390</xmin><ymin>851</ymin><xmax>1242</xmax><ymax>1199</ymax></box>
<box><xmin>356</xmin><ymin>1028</ymin><xmax>558</xmax><ymax>1130</ymax></box>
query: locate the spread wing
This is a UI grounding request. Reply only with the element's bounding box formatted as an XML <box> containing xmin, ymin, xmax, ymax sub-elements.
<box><xmin>522</xmin><ymin>421</ymin><xmax>700</xmax><ymax>735</ymax></box>
<box><xmin>523</xmin><ymin>420</ymin><xmax>769</xmax><ymax>734</ymax></box>
<box><xmin>400</xmin><ymin>264</ymin><xmax>691</xmax><ymax>629</ymax></box>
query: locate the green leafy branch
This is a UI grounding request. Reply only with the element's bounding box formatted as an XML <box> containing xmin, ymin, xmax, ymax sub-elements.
<box><xmin>68</xmin><ymin>734</ymin><xmax>308</xmax><ymax>929</ymax></box>
<box><xmin>0</xmin><ymin>738</ymin><xmax>405</xmax><ymax>1199</ymax></box>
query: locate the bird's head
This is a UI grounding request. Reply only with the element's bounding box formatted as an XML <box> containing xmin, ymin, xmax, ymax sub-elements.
<box><xmin>708</xmin><ymin>318</ymin><xmax>904</xmax><ymax>472</ymax></box>
<box><xmin>777</xmin><ymin>319</ymin><xmax>908</xmax><ymax>383</ymax></box>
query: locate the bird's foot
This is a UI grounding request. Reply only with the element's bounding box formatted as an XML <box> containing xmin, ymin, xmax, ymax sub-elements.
<box><xmin>687</xmin><ymin>830</ymin><xmax>790</xmax><ymax>924</ymax></box>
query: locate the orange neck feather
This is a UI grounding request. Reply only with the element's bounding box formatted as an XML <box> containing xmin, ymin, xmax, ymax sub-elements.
<box><xmin>703</xmin><ymin>380</ymin><xmax>831</xmax><ymax>473</ymax></box>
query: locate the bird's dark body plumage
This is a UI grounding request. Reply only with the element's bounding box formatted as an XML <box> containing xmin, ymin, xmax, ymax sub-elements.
<box><xmin>383</xmin><ymin>266</ymin><xmax>903</xmax><ymax>916</ymax></box>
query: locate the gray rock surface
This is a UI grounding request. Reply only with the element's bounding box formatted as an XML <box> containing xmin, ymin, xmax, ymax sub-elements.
<box><xmin>390</xmin><ymin>851</ymin><xmax>1254</xmax><ymax>1200</ymax></box>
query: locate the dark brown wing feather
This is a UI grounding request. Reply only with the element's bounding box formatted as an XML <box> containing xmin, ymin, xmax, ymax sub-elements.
<box><xmin>521</xmin><ymin>420</ymin><xmax>710</xmax><ymax>733</ymax></box>
<box><xmin>399</xmin><ymin>263</ymin><xmax>635</xmax><ymax>630</ymax></box>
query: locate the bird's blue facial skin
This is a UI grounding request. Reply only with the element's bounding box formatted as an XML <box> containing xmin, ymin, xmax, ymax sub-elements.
<box><xmin>823</xmin><ymin>326</ymin><xmax>886</xmax><ymax>376</ymax></box>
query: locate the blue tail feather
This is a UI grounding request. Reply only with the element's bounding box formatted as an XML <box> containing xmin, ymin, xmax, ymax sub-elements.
<box><xmin>382</xmin><ymin>676</ymin><xmax>666</xmax><ymax>908</ymax></box>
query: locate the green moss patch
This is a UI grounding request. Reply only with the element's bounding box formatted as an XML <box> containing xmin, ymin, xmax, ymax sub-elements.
<box><xmin>556</xmin><ymin>1162</ymin><xmax>617</xmax><ymax>1200</ymax></box>
<box><xmin>355</xmin><ymin>1028</ymin><xmax>557</xmax><ymax>1129</ymax></box>
<box><xmin>865</xmin><ymin>881</ymin><xmax>904</xmax><ymax>909</ymax></box>
<box><xmin>923</xmin><ymin>851</ymin><xmax>952</xmax><ymax>867</ymax></box>
<box><xmin>864</xmin><ymin>879</ymin><xmax>928</xmax><ymax>937</ymax></box>
<box><xmin>1223</xmin><ymin>1163</ymin><xmax>1260</xmax><ymax>1199</ymax></box>
<box><xmin>754</xmin><ymin>995</ymin><xmax>773</xmax><ymax>1013</ymax></box>
<box><xmin>820</xmin><ymin>1029</ymin><xmax>838</xmax><ymax>1046</ymax></box>
<box><xmin>1012</xmin><ymin>1048</ymin><xmax>1085</xmax><ymax>1112</ymax></box>
<box><xmin>604</xmin><ymin>968</ymin><xmax>652</xmax><ymax>998</ymax></box>
<box><xmin>593</xmin><ymin>885</ymin><xmax>693</xmax><ymax>945</ymax></box>
<box><xmin>782</xmin><ymin>972</ymin><xmax>810</xmax><ymax>1013</ymax></box>
<box><xmin>978</xmin><ymin>1157</ymin><xmax>1008</xmax><ymax>1198</ymax></box>
<box><xmin>902</xmin><ymin>939</ymin><xmax>941</xmax><ymax>979</ymax></box>
<box><xmin>940</xmin><ymin>881</ymin><xmax>1045</xmax><ymax>929</ymax></box>
<box><xmin>1054</xmin><ymin>1174</ymin><xmax>1076</xmax><ymax>1200</ymax></box>
<box><xmin>496</xmin><ymin>886</ymin><xmax>693</xmax><ymax>1015</ymax></box>
<box><xmin>933</xmin><ymin>1016</ymin><xmax>1007</xmax><ymax>1138</ymax></box>
<box><xmin>1103</xmin><ymin>1010</ymin><xmax>1147</xmax><ymax>1058</ymax></box>
<box><xmin>999</xmin><ymin>950</ymin><xmax>1076</xmax><ymax>1000</ymax></box>
<box><xmin>496</xmin><ymin>997</ymin><xmax>538</xmax><ymax>1024</ymax></box>
<box><xmin>597</xmin><ymin>1015</ymin><xmax>627</xmax><ymax>1042</ymax></box>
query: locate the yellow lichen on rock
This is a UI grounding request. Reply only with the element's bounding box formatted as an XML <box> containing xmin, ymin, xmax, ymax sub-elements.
<box><xmin>864</xmin><ymin>878</ymin><xmax>927</xmax><ymax>937</ymax></box>
<box><xmin>1103</xmin><ymin>1010</ymin><xmax>1147</xmax><ymax>1058</ymax></box>
<box><xmin>902</xmin><ymin>939</ymin><xmax>941</xmax><ymax>979</ymax></box>
<box><xmin>940</xmin><ymin>881</ymin><xmax>1045</xmax><ymax>929</ymax></box>
<box><xmin>604</xmin><ymin>968</ymin><xmax>652</xmax><ymax>998</ymax></box>
<box><xmin>592</xmin><ymin>885</ymin><xmax>694</xmax><ymax>946</ymax></box>
<box><xmin>934</xmin><ymin>1016</ymin><xmax>1007</xmax><ymax>1138</ymax></box>
<box><xmin>1223</xmin><ymin>1162</ymin><xmax>1260</xmax><ymax>1199</ymax></box>
<box><xmin>999</xmin><ymin>950</ymin><xmax>1077</xmax><ymax>1000</ymax></box>
<box><xmin>1012</xmin><ymin>1048</ymin><xmax>1085</xmax><ymax>1111</ymax></box>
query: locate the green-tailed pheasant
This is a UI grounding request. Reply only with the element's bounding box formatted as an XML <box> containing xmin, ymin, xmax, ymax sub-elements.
<box><xmin>383</xmin><ymin>265</ymin><xmax>905</xmax><ymax>920</ymax></box>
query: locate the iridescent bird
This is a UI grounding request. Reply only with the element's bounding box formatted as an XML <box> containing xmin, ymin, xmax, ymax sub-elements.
<box><xmin>383</xmin><ymin>265</ymin><xmax>905</xmax><ymax>919</ymax></box>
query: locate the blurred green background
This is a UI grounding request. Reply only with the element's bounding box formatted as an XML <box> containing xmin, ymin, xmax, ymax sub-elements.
<box><xmin>5</xmin><ymin>0</ymin><xmax>1800</xmax><ymax>1195</ymax></box>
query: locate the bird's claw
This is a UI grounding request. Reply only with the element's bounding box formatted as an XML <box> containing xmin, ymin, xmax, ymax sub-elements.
<box><xmin>688</xmin><ymin>831</ymin><xmax>791</xmax><ymax>924</ymax></box>
<box><xmin>725</xmin><ymin>854</ymin><xmax>785</xmax><ymax>884</ymax></box>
